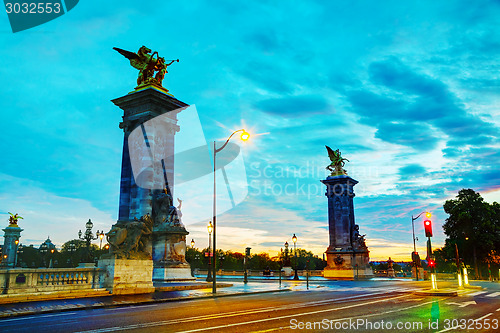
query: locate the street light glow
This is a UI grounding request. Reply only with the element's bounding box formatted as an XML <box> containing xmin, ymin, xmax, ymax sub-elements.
<box><xmin>292</xmin><ymin>234</ymin><xmax>297</xmax><ymax>244</ymax></box>
<box><xmin>425</xmin><ymin>212</ymin><xmax>432</xmax><ymax>218</ymax></box>
<box><xmin>240</xmin><ymin>130</ymin><xmax>250</xmax><ymax>141</ymax></box>
<box><xmin>207</xmin><ymin>221</ymin><xmax>213</xmax><ymax>234</ymax></box>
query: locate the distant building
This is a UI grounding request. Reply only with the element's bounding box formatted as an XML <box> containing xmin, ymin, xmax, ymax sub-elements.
<box><xmin>39</xmin><ymin>237</ymin><xmax>56</xmax><ymax>251</ymax></box>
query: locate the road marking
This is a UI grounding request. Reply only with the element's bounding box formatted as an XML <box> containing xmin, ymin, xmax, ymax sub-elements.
<box><xmin>486</xmin><ymin>292</ymin><xmax>500</xmax><ymax>297</ymax></box>
<box><xmin>436</xmin><ymin>313</ymin><xmax>493</xmax><ymax>333</ymax></box>
<box><xmin>445</xmin><ymin>301</ymin><xmax>476</xmax><ymax>307</ymax></box>
<box><xmin>104</xmin><ymin>304</ymin><xmax>159</xmax><ymax>311</ymax></box>
<box><xmin>84</xmin><ymin>289</ymin><xmax>397</xmax><ymax>328</ymax></box>
<box><xmin>475</xmin><ymin>313</ymin><xmax>493</xmax><ymax>321</ymax></box>
<box><xmin>247</xmin><ymin>298</ymin><xmax>442</xmax><ymax>333</ymax></box>
<box><xmin>468</xmin><ymin>291</ymin><xmax>487</xmax><ymax>296</ymax></box>
<box><xmin>75</xmin><ymin>294</ymin><xmax>408</xmax><ymax>332</ymax></box>
<box><xmin>0</xmin><ymin>311</ymin><xmax>77</xmax><ymax>322</ymax></box>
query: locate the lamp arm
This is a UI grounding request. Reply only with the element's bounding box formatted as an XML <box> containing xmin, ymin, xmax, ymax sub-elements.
<box><xmin>412</xmin><ymin>211</ymin><xmax>425</xmax><ymax>221</ymax></box>
<box><xmin>214</xmin><ymin>129</ymin><xmax>245</xmax><ymax>153</ymax></box>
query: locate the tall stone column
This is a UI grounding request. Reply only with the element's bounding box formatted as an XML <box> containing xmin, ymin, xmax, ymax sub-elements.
<box><xmin>110</xmin><ymin>86</ymin><xmax>193</xmax><ymax>283</ymax></box>
<box><xmin>112</xmin><ymin>87</ymin><xmax>187</xmax><ymax>222</ymax></box>
<box><xmin>321</xmin><ymin>175</ymin><xmax>373</xmax><ymax>280</ymax></box>
<box><xmin>1</xmin><ymin>222</ymin><xmax>23</xmax><ymax>268</ymax></box>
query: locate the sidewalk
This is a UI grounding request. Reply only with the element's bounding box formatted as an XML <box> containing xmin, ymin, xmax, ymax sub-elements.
<box><xmin>0</xmin><ymin>281</ymin><xmax>291</xmax><ymax>319</ymax></box>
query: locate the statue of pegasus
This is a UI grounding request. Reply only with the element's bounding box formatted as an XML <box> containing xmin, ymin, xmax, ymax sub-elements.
<box><xmin>113</xmin><ymin>46</ymin><xmax>178</xmax><ymax>87</ymax></box>
<box><xmin>325</xmin><ymin>145</ymin><xmax>349</xmax><ymax>176</ymax></box>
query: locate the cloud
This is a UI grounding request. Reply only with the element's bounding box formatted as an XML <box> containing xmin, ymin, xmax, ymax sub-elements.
<box><xmin>399</xmin><ymin>164</ymin><xmax>426</xmax><ymax>180</ymax></box>
<box><xmin>254</xmin><ymin>95</ymin><xmax>332</xmax><ymax>117</ymax></box>
<box><xmin>0</xmin><ymin>173</ymin><xmax>115</xmax><ymax>247</ymax></box>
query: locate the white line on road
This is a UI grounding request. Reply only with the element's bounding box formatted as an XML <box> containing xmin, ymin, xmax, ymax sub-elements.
<box><xmin>486</xmin><ymin>292</ymin><xmax>500</xmax><ymax>297</ymax></box>
<box><xmin>76</xmin><ymin>289</ymin><xmax>397</xmax><ymax>332</ymax></box>
<box><xmin>445</xmin><ymin>301</ymin><xmax>476</xmax><ymax>308</ymax></box>
<box><xmin>468</xmin><ymin>291</ymin><xmax>487</xmax><ymax>296</ymax></box>
<box><xmin>436</xmin><ymin>313</ymin><xmax>493</xmax><ymax>333</ymax></box>
<box><xmin>249</xmin><ymin>298</ymin><xmax>443</xmax><ymax>333</ymax></box>
<box><xmin>0</xmin><ymin>311</ymin><xmax>78</xmax><ymax>322</ymax></box>
<box><xmin>104</xmin><ymin>304</ymin><xmax>159</xmax><ymax>311</ymax></box>
<box><xmin>76</xmin><ymin>295</ymin><xmax>408</xmax><ymax>333</ymax></box>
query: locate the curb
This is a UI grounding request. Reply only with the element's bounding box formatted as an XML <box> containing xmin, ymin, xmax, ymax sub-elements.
<box><xmin>413</xmin><ymin>289</ymin><xmax>458</xmax><ymax>296</ymax></box>
<box><xmin>464</xmin><ymin>285</ymin><xmax>483</xmax><ymax>290</ymax></box>
<box><xmin>0</xmin><ymin>288</ymin><xmax>291</xmax><ymax>319</ymax></box>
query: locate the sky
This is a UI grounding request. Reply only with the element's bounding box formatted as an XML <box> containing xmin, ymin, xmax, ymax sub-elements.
<box><xmin>0</xmin><ymin>1</ymin><xmax>499</xmax><ymax>261</ymax></box>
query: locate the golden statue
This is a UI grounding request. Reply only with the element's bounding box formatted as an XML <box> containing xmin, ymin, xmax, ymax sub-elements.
<box><xmin>325</xmin><ymin>145</ymin><xmax>349</xmax><ymax>176</ymax></box>
<box><xmin>8</xmin><ymin>212</ymin><xmax>23</xmax><ymax>226</ymax></box>
<box><xmin>113</xmin><ymin>46</ymin><xmax>178</xmax><ymax>87</ymax></box>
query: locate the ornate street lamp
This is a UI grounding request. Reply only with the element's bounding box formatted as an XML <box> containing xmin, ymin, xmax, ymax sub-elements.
<box><xmin>292</xmin><ymin>234</ymin><xmax>299</xmax><ymax>280</ymax></box>
<box><xmin>78</xmin><ymin>219</ymin><xmax>98</xmax><ymax>263</ymax></box>
<box><xmin>39</xmin><ymin>242</ymin><xmax>48</xmax><ymax>267</ymax></box>
<box><xmin>191</xmin><ymin>239</ymin><xmax>195</xmax><ymax>248</ymax></box>
<box><xmin>13</xmin><ymin>239</ymin><xmax>19</xmax><ymax>268</ymax></box>
<box><xmin>96</xmin><ymin>230</ymin><xmax>105</xmax><ymax>250</ymax></box>
<box><xmin>212</xmin><ymin>129</ymin><xmax>250</xmax><ymax>293</ymax></box>
<box><xmin>207</xmin><ymin>221</ymin><xmax>213</xmax><ymax>282</ymax></box>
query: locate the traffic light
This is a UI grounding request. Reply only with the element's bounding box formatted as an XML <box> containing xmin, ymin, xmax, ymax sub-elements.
<box><xmin>245</xmin><ymin>247</ymin><xmax>251</xmax><ymax>257</ymax></box>
<box><xmin>428</xmin><ymin>258</ymin><xmax>436</xmax><ymax>268</ymax></box>
<box><xmin>424</xmin><ymin>213</ymin><xmax>432</xmax><ymax>237</ymax></box>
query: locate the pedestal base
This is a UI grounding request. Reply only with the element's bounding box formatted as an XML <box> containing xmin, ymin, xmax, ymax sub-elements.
<box><xmin>387</xmin><ymin>268</ymin><xmax>395</xmax><ymax>278</ymax></box>
<box><xmin>323</xmin><ymin>251</ymin><xmax>373</xmax><ymax>280</ymax></box>
<box><xmin>153</xmin><ymin>263</ymin><xmax>195</xmax><ymax>282</ymax></box>
<box><xmin>98</xmin><ymin>258</ymin><xmax>155</xmax><ymax>295</ymax></box>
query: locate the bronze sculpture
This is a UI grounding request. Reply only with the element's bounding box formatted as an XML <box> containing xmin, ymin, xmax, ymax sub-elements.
<box><xmin>113</xmin><ymin>46</ymin><xmax>178</xmax><ymax>87</ymax></box>
<box><xmin>325</xmin><ymin>145</ymin><xmax>349</xmax><ymax>176</ymax></box>
<box><xmin>8</xmin><ymin>212</ymin><xmax>23</xmax><ymax>226</ymax></box>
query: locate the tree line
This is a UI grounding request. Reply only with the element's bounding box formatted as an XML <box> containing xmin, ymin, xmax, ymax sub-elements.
<box><xmin>185</xmin><ymin>247</ymin><xmax>327</xmax><ymax>271</ymax></box>
<box><xmin>433</xmin><ymin>188</ymin><xmax>500</xmax><ymax>279</ymax></box>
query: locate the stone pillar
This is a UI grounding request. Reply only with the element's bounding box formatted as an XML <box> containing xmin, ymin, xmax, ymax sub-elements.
<box><xmin>112</xmin><ymin>86</ymin><xmax>188</xmax><ymax>222</ymax></box>
<box><xmin>1</xmin><ymin>223</ymin><xmax>23</xmax><ymax>268</ymax></box>
<box><xmin>321</xmin><ymin>175</ymin><xmax>373</xmax><ymax>280</ymax></box>
<box><xmin>152</xmin><ymin>226</ymin><xmax>193</xmax><ymax>282</ymax></box>
<box><xmin>111</xmin><ymin>85</ymin><xmax>193</xmax><ymax>283</ymax></box>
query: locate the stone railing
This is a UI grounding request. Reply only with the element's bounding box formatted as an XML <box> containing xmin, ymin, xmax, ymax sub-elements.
<box><xmin>0</xmin><ymin>267</ymin><xmax>101</xmax><ymax>295</ymax></box>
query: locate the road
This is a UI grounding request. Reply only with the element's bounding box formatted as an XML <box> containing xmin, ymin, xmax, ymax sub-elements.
<box><xmin>0</xmin><ymin>280</ymin><xmax>498</xmax><ymax>332</ymax></box>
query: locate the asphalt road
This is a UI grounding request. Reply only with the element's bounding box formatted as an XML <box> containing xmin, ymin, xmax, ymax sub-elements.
<box><xmin>0</xmin><ymin>280</ymin><xmax>498</xmax><ymax>332</ymax></box>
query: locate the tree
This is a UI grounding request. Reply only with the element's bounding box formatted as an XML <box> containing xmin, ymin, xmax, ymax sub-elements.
<box><xmin>443</xmin><ymin>189</ymin><xmax>500</xmax><ymax>279</ymax></box>
<box><xmin>60</xmin><ymin>239</ymin><xmax>97</xmax><ymax>267</ymax></box>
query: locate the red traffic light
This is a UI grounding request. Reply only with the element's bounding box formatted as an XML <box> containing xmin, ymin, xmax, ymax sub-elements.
<box><xmin>424</xmin><ymin>219</ymin><xmax>433</xmax><ymax>237</ymax></box>
<box><xmin>428</xmin><ymin>259</ymin><xmax>436</xmax><ymax>267</ymax></box>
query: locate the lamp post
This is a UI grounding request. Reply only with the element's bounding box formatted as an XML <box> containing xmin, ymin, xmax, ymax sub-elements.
<box><xmin>13</xmin><ymin>239</ymin><xmax>19</xmax><ymax>268</ymax></box>
<box><xmin>39</xmin><ymin>242</ymin><xmax>48</xmax><ymax>267</ymax></box>
<box><xmin>292</xmin><ymin>233</ymin><xmax>299</xmax><ymax>280</ymax></box>
<box><xmin>191</xmin><ymin>239</ymin><xmax>195</xmax><ymax>248</ymax></box>
<box><xmin>411</xmin><ymin>212</ymin><xmax>429</xmax><ymax>281</ymax></box>
<box><xmin>16</xmin><ymin>245</ymin><xmax>23</xmax><ymax>267</ymax></box>
<box><xmin>68</xmin><ymin>242</ymin><xmax>77</xmax><ymax>267</ymax></box>
<box><xmin>96</xmin><ymin>231</ymin><xmax>105</xmax><ymax>250</ymax></box>
<box><xmin>50</xmin><ymin>248</ymin><xmax>55</xmax><ymax>268</ymax></box>
<box><xmin>212</xmin><ymin>129</ymin><xmax>250</xmax><ymax>293</ymax></box>
<box><xmin>207</xmin><ymin>221</ymin><xmax>213</xmax><ymax>282</ymax></box>
<box><xmin>78</xmin><ymin>219</ymin><xmax>98</xmax><ymax>263</ymax></box>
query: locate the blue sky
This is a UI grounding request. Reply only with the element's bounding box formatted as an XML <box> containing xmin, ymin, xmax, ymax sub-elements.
<box><xmin>0</xmin><ymin>1</ymin><xmax>499</xmax><ymax>260</ymax></box>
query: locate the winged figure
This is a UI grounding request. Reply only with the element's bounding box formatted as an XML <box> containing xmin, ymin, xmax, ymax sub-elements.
<box><xmin>113</xmin><ymin>46</ymin><xmax>178</xmax><ymax>87</ymax></box>
<box><xmin>8</xmin><ymin>212</ymin><xmax>23</xmax><ymax>225</ymax></box>
<box><xmin>325</xmin><ymin>145</ymin><xmax>349</xmax><ymax>176</ymax></box>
